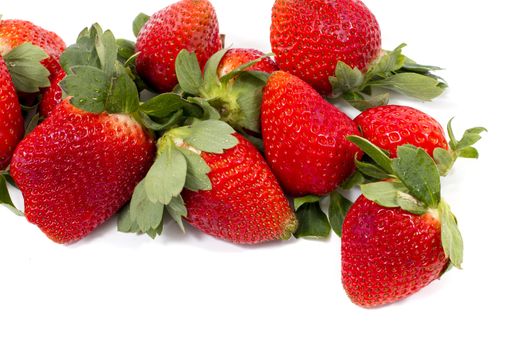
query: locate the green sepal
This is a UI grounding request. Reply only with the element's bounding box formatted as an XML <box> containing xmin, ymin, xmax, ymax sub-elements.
<box><xmin>355</xmin><ymin>158</ymin><xmax>391</xmax><ymax>180</ymax></box>
<box><xmin>184</xmin><ymin>119</ymin><xmax>238</xmax><ymax>153</ymax></box>
<box><xmin>129</xmin><ymin>180</ymin><xmax>165</xmax><ymax>234</ymax></box>
<box><xmin>24</xmin><ymin>113</ymin><xmax>43</xmax><ymax>136</ymax></box>
<box><xmin>439</xmin><ymin>200</ymin><xmax>464</xmax><ymax>268</ymax></box>
<box><xmin>175</xmin><ymin>49</ymin><xmax>204</xmax><ymax>95</ymax></box>
<box><xmin>202</xmin><ymin>48</ymin><xmax>228</xmax><ymax>92</ymax></box>
<box><xmin>186</xmin><ymin>97</ymin><xmax>221</xmax><ymax>120</ymax></box>
<box><xmin>294</xmin><ymin>195</ymin><xmax>321</xmax><ymax>210</ymax></box>
<box><xmin>167</xmin><ymin>195</ymin><xmax>187</xmax><ymax>232</ymax></box>
<box><xmin>369</xmin><ymin>72</ymin><xmax>446</xmax><ymax>101</ymax></box>
<box><xmin>341</xmin><ymin>91</ymin><xmax>390</xmax><ymax>112</ymax></box>
<box><xmin>116</xmin><ymin>39</ymin><xmax>136</xmax><ymax>64</ymax></box>
<box><xmin>60</xmin><ymin>26</ymin><xmax>101</xmax><ymax>73</ymax></box>
<box><xmin>133</xmin><ymin>13</ymin><xmax>150</xmax><ymax>37</ymax></box>
<box><xmin>329</xmin><ymin>191</ymin><xmax>352</xmax><ymax>237</ymax></box>
<box><xmin>139</xmin><ymin>110</ymin><xmax>185</xmax><ymax>131</ymax></box>
<box><xmin>106</xmin><ymin>65</ymin><xmax>140</xmax><ymax>114</ymax></box>
<box><xmin>232</xmin><ymin>72</ymin><xmax>266</xmax><ymax>132</ymax></box>
<box><xmin>360</xmin><ymin>181</ymin><xmax>428</xmax><ymax>215</ymax></box>
<box><xmin>140</xmin><ymin>93</ymin><xmax>186</xmax><ymax>118</ymax></box>
<box><xmin>60</xmin><ymin>65</ymin><xmax>110</xmax><ymax>113</ymax></box>
<box><xmin>341</xmin><ymin>171</ymin><xmax>366</xmax><ymax>190</ymax></box>
<box><xmin>178</xmin><ymin>148</ymin><xmax>212</xmax><ymax>192</ymax></box>
<box><xmin>94</xmin><ymin>26</ymin><xmax>118</xmax><ymax>77</ymax></box>
<box><xmin>392</xmin><ymin>145</ymin><xmax>441</xmax><ymax>208</ymax></box>
<box><xmin>145</xmin><ymin>144</ymin><xmax>187</xmax><ymax>205</ymax></box>
<box><xmin>0</xmin><ymin>173</ymin><xmax>23</xmax><ymax>216</ymax></box>
<box><xmin>3</xmin><ymin>43</ymin><xmax>50</xmax><ymax>93</ymax></box>
<box><xmin>347</xmin><ymin>135</ymin><xmax>393</xmax><ymax>173</ymax></box>
<box><xmin>219</xmin><ymin>52</ymin><xmax>274</xmax><ymax>84</ymax></box>
<box><xmin>294</xmin><ymin>201</ymin><xmax>331</xmax><ymax>239</ymax></box>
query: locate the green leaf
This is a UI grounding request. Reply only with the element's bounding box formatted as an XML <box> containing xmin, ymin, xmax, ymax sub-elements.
<box><xmin>94</xmin><ymin>26</ymin><xmax>118</xmax><ymax>77</ymax></box>
<box><xmin>3</xmin><ymin>43</ymin><xmax>50</xmax><ymax>93</ymax></box>
<box><xmin>177</xmin><ymin>148</ymin><xmax>212</xmax><ymax>192</ymax></box>
<box><xmin>167</xmin><ymin>195</ymin><xmax>187</xmax><ymax>232</ymax></box>
<box><xmin>366</xmin><ymin>44</ymin><xmax>406</xmax><ymax>79</ymax></box>
<box><xmin>186</xmin><ymin>97</ymin><xmax>221</xmax><ymax>120</ymax></box>
<box><xmin>175</xmin><ymin>50</ymin><xmax>204</xmax><ymax>95</ymax></box>
<box><xmin>185</xmin><ymin>120</ymin><xmax>238</xmax><ymax>153</ymax></box>
<box><xmin>60</xmin><ymin>29</ymin><xmax>101</xmax><ymax>73</ymax></box>
<box><xmin>331</xmin><ymin>61</ymin><xmax>364</xmax><ymax>96</ymax></box>
<box><xmin>60</xmin><ymin>65</ymin><xmax>110</xmax><ymax>113</ymax></box>
<box><xmin>0</xmin><ymin>174</ymin><xmax>23</xmax><ymax>216</ymax></box>
<box><xmin>402</xmin><ymin>56</ymin><xmax>443</xmax><ymax>74</ymax></box>
<box><xmin>329</xmin><ymin>192</ymin><xmax>352</xmax><ymax>237</ymax></box>
<box><xmin>355</xmin><ymin>158</ymin><xmax>391</xmax><ymax>180</ymax></box>
<box><xmin>140</xmin><ymin>110</ymin><xmax>185</xmax><ymax>132</ymax></box>
<box><xmin>392</xmin><ymin>145</ymin><xmax>441</xmax><ymax>208</ymax></box>
<box><xmin>439</xmin><ymin>200</ymin><xmax>464</xmax><ymax>268</ymax></box>
<box><xmin>447</xmin><ymin>118</ymin><xmax>459</xmax><ymax>149</ymax></box>
<box><xmin>372</xmin><ymin>72</ymin><xmax>446</xmax><ymax>101</ymax></box>
<box><xmin>294</xmin><ymin>202</ymin><xmax>331</xmax><ymax>239</ymax></box>
<box><xmin>433</xmin><ymin>148</ymin><xmax>455</xmax><ymax>176</ymax></box>
<box><xmin>456</xmin><ymin>126</ymin><xmax>487</xmax><ymax>150</ymax></box>
<box><xmin>116</xmin><ymin>39</ymin><xmax>136</xmax><ymax>63</ymax></box>
<box><xmin>145</xmin><ymin>145</ymin><xmax>187</xmax><ymax>205</ymax></box>
<box><xmin>117</xmin><ymin>203</ymin><xmax>140</xmax><ymax>233</ymax></box>
<box><xmin>342</xmin><ymin>91</ymin><xmax>390</xmax><ymax>111</ymax></box>
<box><xmin>202</xmin><ymin>48</ymin><xmax>228</xmax><ymax>90</ymax></box>
<box><xmin>396</xmin><ymin>192</ymin><xmax>428</xmax><ymax>215</ymax></box>
<box><xmin>129</xmin><ymin>180</ymin><xmax>165</xmax><ymax>233</ymax></box>
<box><xmin>294</xmin><ymin>195</ymin><xmax>321</xmax><ymax>210</ymax></box>
<box><xmin>106</xmin><ymin>64</ymin><xmax>140</xmax><ymax>114</ymax></box>
<box><xmin>458</xmin><ymin>147</ymin><xmax>479</xmax><ymax>159</ymax></box>
<box><xmin>133</xmin><ymin>13</ymin><xmax>150</xmax><ymax>37</ymax></box>
<box><xmin>360</xmin><ymin>181</ymin><xmax>407</xmax><ymax>208</ymax></box>
<box><xmin>140</xmin><ymin>93</ymin><xmax>185</xmax><ymax>118</ymax></box>
<box><xmin>233</xmin><ymin>72</ymin><xmax>266</xmax><ymax>132</ymax></box>
<box><xmin>341</xmin><ymin>171</ymin><xmax>365</xmax><ymax>190</ymax></box>
<box><xmin>347</xmin><ymin>136</ymin><xmax>393</xmax><ymax>173</ymax></box>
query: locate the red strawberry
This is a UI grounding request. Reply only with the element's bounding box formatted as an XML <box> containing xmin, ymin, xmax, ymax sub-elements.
<box><xmin>217</xmin><ymin>48</ymin><xmax>279</xmax><ymax>78</ymax></box>
<box><xmin>0</xmin><ymin>18</ymin><xmax>65</xmax><ymax>79</ymax></box>
<box><xmin>355</xmin><ymin>105</ymin><xmax>448</xmax><ymax>158</ymax></box>
<box><xmin>39</xmin><ymin>65</ymin><xmax>65</xmax><ymax>118</ymax></box>
<box><xmin>342</xmin><ymin>195</ymin><xmax>448</xmax><ymax>308</ymax></box>
<box><xmin>135</xmin><ymin>0</ymin><xmax>222</xmax><ymax>92</ymax></box>
<box><xmin>354</xmin><ymin>105</ymin><xmax>486</xmax><ymax>176</ymax></box>
<box><xmin>261</xmin><ymin>71</ymin><xmax>361</xmax><ymax>196</ymax></box>
<box><xmin>182</xmin><ymin>133</ymin><xmax>297</xmax><ymax>244</ymax></box>
<box><xmin>10</xmin><ymin>100</ymin><xmax>156</xmax><ymax>243</ymax></box>
<box><xmin>271</xmin><ymin>0</ymin><xmax>381</xmax><ymax>95</ymax></box>
<box><xmin>0</xmin><ymin>56</ymin><xmax>24</xmax><ymax>169</ymax></box>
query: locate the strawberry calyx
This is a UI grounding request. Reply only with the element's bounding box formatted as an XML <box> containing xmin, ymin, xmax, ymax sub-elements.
<box><xmin>434</xmin><ymin>119</ymin><xmax>487</xmax><ymax>176</ymax></box>
<box><xmin>174</xmin><ymin>48</ymin><xmax>271</xmax><ymax>134</ymax></box>
<box><xmin>330</xmin><ymin>44</ymin><xmax>447</xmax><ymax>110</ymax></box>
<box><xmin>1</xmin><ymin>42</ymin><xmax>51</xmax><ymax>93</ymax></box>
<box><xmin>348</xmin><ymin>135</ymin><xmax>464</xmax><ymax>268</ymax></box>
<box><xmin>118</xmin><ymin>119</ymin><xmax>238</xmax><ymax>238</ymax></box>
<box><xmin>0</xmin><ymin>169</ymin><xmax>23</xmax><ymax>216</ymax></box>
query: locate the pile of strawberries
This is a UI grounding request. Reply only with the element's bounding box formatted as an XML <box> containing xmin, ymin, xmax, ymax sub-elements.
<box><xmin>0</xmin><ymin>0</ymin><xmax>485</xmax><ymax>308</ymax></box>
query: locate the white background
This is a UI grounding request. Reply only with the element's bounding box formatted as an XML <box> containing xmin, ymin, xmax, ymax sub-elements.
<box><xmin>1</xmin><ymin>1</ymin><xmax>523</xmax><ymax>349</ymax></box>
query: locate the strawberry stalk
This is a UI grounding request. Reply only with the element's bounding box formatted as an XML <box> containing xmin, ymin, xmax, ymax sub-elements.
<box><xmin>330</xmin><ymin>44</ymin><xmax>447</xmax><ymax>110</ymax></box>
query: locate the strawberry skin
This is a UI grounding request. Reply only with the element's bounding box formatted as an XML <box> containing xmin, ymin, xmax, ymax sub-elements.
<box><xmin>183</xmin><ymin>133</ymin><xmax>297</xmax><ymax>244</ymax></box>
<box><xmin>136</xmin><ymin>0</ymin><xmax>222</xmax><ymax>92</ymax></box>
<box><xmin>342</xmin><ymin>195</ymin><xmax>449</xmax><ymax>308</ymax></box>
<box><xmin>355</xmin><ymin>105</ymin><xmax>448</xmax><ymax>158</ymax></box>
<box><xmin>0</xmin><ymin>56</ymin><xmax>24</xmax><ymax>169</ymax></box>
<box><xmin>217</xmin><ymin>48</ymin><xmax>279</xmax><ymax>78</ymax></box>
<box><xmin>271</xmin><ymin>0</ymin><xmax>381</xmax><ymax>95</ymax></box>
<box><xmin>39</xmin><ymin>65</ymin><xmax>65</xmax><ymax>118</ymax></box>
<box><xmin>261</xmin><ymin>71</ymin><xmax>361</xmax><ymax>197</ymax></box>
<box><xmin>10</xmin><ymin>100</ymin><xmax>156</xmax><ymax>244</ymax></box>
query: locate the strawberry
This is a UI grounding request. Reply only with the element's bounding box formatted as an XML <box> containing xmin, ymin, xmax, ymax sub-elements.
<box><xmin>0</xmin><ymin>56</ymin><xmax>23</xmax><ymax>170</ymax></box>
<box><xmin>342</xmin><ymin>195</ymin><xmax>449</xmax><ymax>308</ymax></box>
<box><xmin>9</xmin><ymin>25</ymin><xmax>156</xmax><ymax>244</ymax></box>
<box><xmin>355</xmin><ymin>105</ymin><xmax>486</xmax><ymax>176</ymax></box>
<box><xmin>182</xmin><ymin>133</ymin><xmax>297</xmax><ymax>244</ymax></box>
<box><xmin>261</xmin><ymin>71</ymin><xmax>361</xmax><ymax>197</ymax></box>
<box><xmin>135</xmin><ymin>0</ymin><xmax>222</xmax><ymax>92</ymax></box>
<box><xmin>217</xmin><ymin>48</ymin><xmax>278</xmax><ymax>78</ymax></box>
<box><xmin>342</xmin><ymin>135</ymin><xmax>474</xmax><ymax>307</ymax></box>
<box><xmin>39</xmin><ymin>66</ymin><xmax>65</xmax><ymax>118</ymax></box>
<box><xmin>271</xmin><ymin>0</ymin><xmax>381</xmax><ymax>95</ymax></box>
<box><xmin>11</xmin><ymin>100</ymin><xmax>155</xmax><ymax>243</ymax></box>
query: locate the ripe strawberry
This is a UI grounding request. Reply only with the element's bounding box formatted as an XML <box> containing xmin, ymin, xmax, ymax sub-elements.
<box><xmin>342</xmin><ymin>195</ymin><xmax>448</xmax><ymax>308</ymax></box>
<box><xmin>0</xmin><ymin>18</ymin><xmax>65</xmax><ymax>82</ymax></box>
<box><xmin>183</xmin><ymin>133</ymin><xmax>297</xmax><ymax>244</ymax></box>
<box><xmin>217</xmin><ymin>48</ymin><xmax>278</xmax><ymax>78</ymax></box>
<box><xmin>10</xmin><ymin>100</ymin><xmax>155</xmax><ymax>243</ymax></box>
<box><xmin>0</xmin><ymin>56</ymin><xmax>23</xmax><ymax>169</ymax></box>
<box><xmin>261</xmin><ymin>71</ymin><xmax>361</xmax><ymax>197</ymax></box>
<box><xmin>271</xmin><ymin>0</ymin><xmax>381</xmax><ymax>95</ymax></box>
<box><xmin>39</xmin><ymin>66</ymin><xmax>66</xmax><ymax>118</ymax></box>
<box><xmin>354</xmin><ymin>105</ymin><xmax>486</xmax><ymax>176</ymax></box>
<box><xmin>135</xmin><ymin>0</ymin><xmax>222</xmax><ymax>92</ymax></box>
<box><xmin>356</xmin><ymin>105</ymin><xmax>448</xmax><ymax>158</ymax></box>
